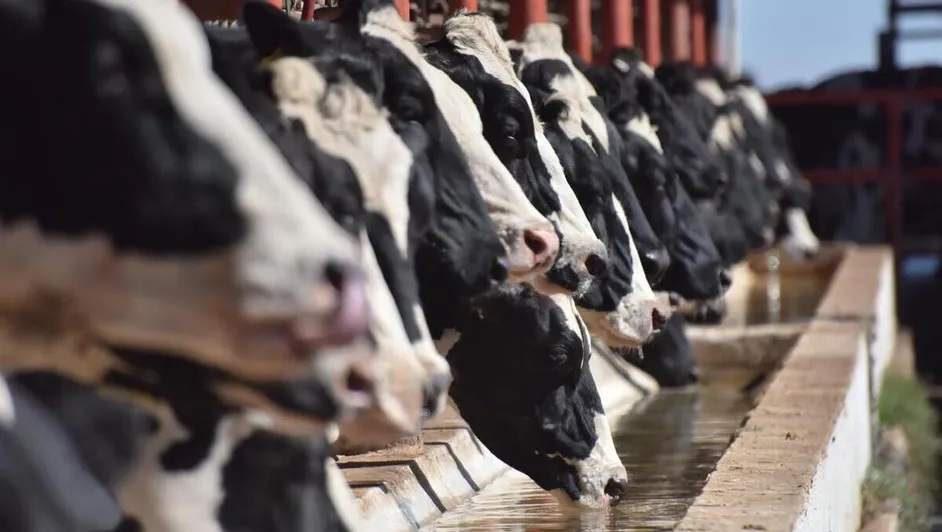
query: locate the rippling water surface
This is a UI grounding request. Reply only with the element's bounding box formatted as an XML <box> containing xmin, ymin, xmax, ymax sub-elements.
<box><xmin>425</xmin><ymin>388</ymin><xmax>754</xmax><ymax>532</ymax></box>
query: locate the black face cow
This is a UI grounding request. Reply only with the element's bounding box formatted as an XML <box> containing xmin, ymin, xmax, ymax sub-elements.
<box><xmin>0</xmin><ymin>0</ymin><xmax>376</xmax><ymax>531</ymax></box>
<box><xmin>574</xmin><ymin>48</ymin><xmax>731</xmax><ymax>303</ymax></box>
<box><xmin>447</xmin><ymin>284</ymin><xmax>628</xmax><ymax>509</ymax></box>
<box><xmin>510</xmin><ymin>24</ymin><xmax>668</xmax><ymax>349</ymax></box>
<box><xmin>421</xmin><ymin>11</ymin><xmax>610</xmax><ymax>297</ymax></box>
<box><xmin>0</xmin><ymin>0</ymin><xmax>372</xmax><ymax>404</ymax></box>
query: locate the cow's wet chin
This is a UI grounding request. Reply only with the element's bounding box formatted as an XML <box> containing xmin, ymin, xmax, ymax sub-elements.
<box><xmin>548</xmin><ymin>484</ymin><xmax>613</xmax><ymax>511</ymax></box>
<box><xmin>578</xmin><ymin>306</ymin><xmax>654</xmax><ymax>348</ymax></box>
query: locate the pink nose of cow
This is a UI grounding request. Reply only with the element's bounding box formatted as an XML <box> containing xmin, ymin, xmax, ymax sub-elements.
<box><xmin>291</xmin><ymin>264</ymin><xmax>370</xmax><ymax>351</ymax></box>
<box><xmin>523</xmin><ymin>224</ymin><xmax>560</xmax><ymax>271</ymax></box>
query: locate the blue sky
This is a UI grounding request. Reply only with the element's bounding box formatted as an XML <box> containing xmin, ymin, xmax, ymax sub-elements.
<box><xmin>740</xmin><ymin>0</ymin><xmax>942</xmax><ymax>90</ymax></box>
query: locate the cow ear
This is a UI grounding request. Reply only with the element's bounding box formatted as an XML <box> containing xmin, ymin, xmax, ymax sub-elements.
<box><xmin>241</xmin><ymin>1</ymin><xmax>304</xmax><ymax>58</ymax></box>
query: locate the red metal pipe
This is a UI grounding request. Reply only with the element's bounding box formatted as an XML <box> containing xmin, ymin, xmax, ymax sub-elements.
<box><xmin>181</xmin><ymin>0</ymin><xmax>280</xmax><ymax>21</ymax></box>
<box><xmin>765</xmin><ymin>87</ymin><xmax>942</xmax><ymax>105</ymax></box>
<box><xmin>599</xmin><ymin>0</ymin><xmax>633</xmax><ymax>63</ymax></box>
<box><xmin>640</xmin><ymin>0</ymin><xmax>661</xmax><ymax>66</ymax></box>
<box><xmin>886</xmin><ymin>98</ymin><xmax>903</xmax><ymax>270</ymax></box>
<box><xmin>395</xmin><ymin>0</ymin><xmax>410</xmax><ymax>20</ymax></box>
<box><xmin>690</xmin><ymin>0</ymin><xmax>707</xmax><ymax>65</ymax></box>
<box><xmin>668</xmin><ymin>0</ymin><xmax>690</xmax><ymax>61</ymax></box>
<box><xmin>301</xmin><ymin>0</ymin><xmax>316</xmax><ymax>21</ymax></box>
<box><xmin>508</xmin><ymin>0</ymin><xmax>548</xmax><ymax>40</ymax></box>
<box><xmin>448</xmin><ymin>0</ymin><xmax>478</xmax><ymax>12</ymax></box>
<box><xmin>706</xmin><ymin>0</ymin><xmax>720</xmax><ymax>65</ymax></box>
<box><xmin>567</xmin><ymin>0</ymin><xmax>592</xmax><ymax>63</ymax></box>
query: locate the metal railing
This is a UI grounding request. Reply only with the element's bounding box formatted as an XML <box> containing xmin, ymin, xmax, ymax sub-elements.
<box><xmin>766</xmin><ymin>87</ymin><xmax>942</xmax><ymax>267</ymax></box>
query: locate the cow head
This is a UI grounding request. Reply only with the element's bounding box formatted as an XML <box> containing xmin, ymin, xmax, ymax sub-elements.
<box><xmin>446</xmin><ymin>285</ymin><xmax>628</xmax><ymax>509</ymax></box>
<box><xmin>259</xmin><ymin>55</ymin><xmax>453</xmax><ymax>442</ymax></box>
<box><xmin>241</xmin><ymin>0</ymin><xmax>509</xmax><ymax>340</ymax></box>
<box><xmin>351</xmin><ymin>2</ymin><xmax>561</xmax><ymax>287</ymax></box>
<box><xmin>423</xmin><ymin>12</ymin><xmax>609</xmax><ymax>296</ymax></box>
<box><xmin>513</xmin><ymin>25</ymin><xmax>666</xmax><ymax>347</ymax></box>
<box><xmin>575</xmin><ymin>58</ymin><xmax>729</xmax><ymax>302</ymax></box>
<box><xmin>0</xmin><ymin>0</ymin><xmax>370</xmax><ymax>391</ymax></box>
<box><xmin>656</xmin><ymin>62</ymin><xmax>778</xmax><ymax>254</ymax></box>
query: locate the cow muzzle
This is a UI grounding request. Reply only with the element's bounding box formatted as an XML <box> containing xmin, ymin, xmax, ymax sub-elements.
<box><xmin>504</xmin><ymin>221</ymin><xmax>560</xmax><ymax>282</ymax></box>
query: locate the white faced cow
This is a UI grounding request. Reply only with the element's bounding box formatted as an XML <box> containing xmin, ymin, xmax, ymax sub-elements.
<box><xmin>422</xmin><ymin>12</ymin><xmax>609</xmax><ymax>297</ymax></box>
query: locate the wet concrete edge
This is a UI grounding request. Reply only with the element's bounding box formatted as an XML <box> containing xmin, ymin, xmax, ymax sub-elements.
<box><xmin>677</xmin><ymin>245</ymin><xmax>896</xmax><ymax>532</ymax></box>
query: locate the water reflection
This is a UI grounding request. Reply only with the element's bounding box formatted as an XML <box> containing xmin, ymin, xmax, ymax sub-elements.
<box><xmin>744</xmin><ymin>252</ymin><xmax>829</xmax><ymax>325</ymax></box>
<box><xmin>425</xmin><ymin>388</ymin><xmax>754</xmax><ymax>532</ymax></box>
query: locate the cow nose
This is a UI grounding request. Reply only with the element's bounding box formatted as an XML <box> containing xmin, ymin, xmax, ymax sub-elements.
<box><xmin>490</xmin><ymin>254</ymin><xmax>509</xmax><ymax>282</ymax></box>
<box><xmin>652</xmin><ymin>307</ymin><xmax>669</xmax><ymax>331</ymax></box>
<box><xmin>641</xmin><ymin>246</ymin><xmax>671</xmax><ymax>286</ymax></box>
<box><xmin>523</xmin><ymin>226</ymin><xmax>560</xmax><ymax>269</ymax></box>
<box><xmin>604</xmin><ymin>477</ymin><xmax>629</xmax><ymax>506</ymax></box>
<box><xmin>292</xmin><ymin>263</ymin><xmax>370</xmax><ymax>349</ymax></box>
<box><xmin>584</xmin><ymin>252</ymin><xmax>608</xmax><ymax>278</ymax></box>
<box><xmin>421</xmin><ymin>372</ymin><xmax>451</xmax><ymax>420</ymax></box>
<box><xmin>718</xmin><ymin>269</ymin><xmax>732</xmax><ymax>291</ymax></box>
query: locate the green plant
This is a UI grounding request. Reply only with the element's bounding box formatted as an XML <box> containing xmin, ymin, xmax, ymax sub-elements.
<box><xmin>861</xmin><ymin>374</ymin><xmax>940</xmax><ymax>531</ymax></box>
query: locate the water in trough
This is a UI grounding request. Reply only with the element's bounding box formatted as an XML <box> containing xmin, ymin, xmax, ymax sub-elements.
<box><xmin>424</xmin><ymin>257</ymin><xmax>831</xmax><ymax>531</ymax></box>
<box><xmin>743</xmin><ymin>250</ymin><xmax>835</xmax><ymax>325</ymax></box>
<box><xmin>424</xmin><ymin>388</ymin><xmax>754</xmax><ymax>531</ymax></box>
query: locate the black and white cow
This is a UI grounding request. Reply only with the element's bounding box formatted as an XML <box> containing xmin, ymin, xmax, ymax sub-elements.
<box><xmin>565</xmin><ymin>41</ymin><xmax>731</xmax><ymax>304</ymax></box>
<box><xmin>0</xmin><ymin>0</ymin><xmax>373</xmax><ymax>408</ymax></box>
<box><xmin>656</xmin><ymin>61</ymin><xmax>779</xmax><ymax>256</ymax></box>
<box><xmin>0</xmin><ymin>372</ymin><xmax>148</xmax><ymax>532</ymax></box>
<box><xmin>421</xmin><ymin>11</ymin><xmax>610</xmax><ymax>296</ymax></box>
<box><xmin>0</xmin><ymin>0</ymin><xmax>381</xmax><ymax>530</ymax></box>
<box><xmin>606</xmin><ymin>48</ymin><xmax>728</xmax><ymax>202</ymax></box>
<box><xmin>353</xmin><ymin>2</ymin><xmax>561</xmax><ymax>284</ymax></box>
<box><xmin>205</xmin><ymin>26</ymin><xmax>438</xmax><ymax>446</ymax></box>
<box><xmin>509</xmin><ymin>25</ymin><xmax>669</xmax><ymax>348</ymax></box>
<box><xmin>725</xmin><ymin>77</ymin><xmax>820</xmax><ymax>259</ymax></box>
<box><xmin>109</xmin><ymin>23</ymin><xmax>482</xmax><ymax>532</ymax></box>
<box><xmin>241</xmin><ymin>0</ymin><xmax>560</xmax><ymax>340</ymax></box>
<box><xmin>598</xmin><ymin>49</ymin><xmax>750</xmax><ymax>272</ymax></box>
<box><xmin>447</xmin><ymin>284</ymin><xmax>628</xmax><ymax>509</ymax></box>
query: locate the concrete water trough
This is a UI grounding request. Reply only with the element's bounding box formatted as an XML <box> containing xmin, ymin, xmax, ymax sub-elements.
<box><xmin>337</xmin><ymin>245</ymin><xmax>896</xmax><ymax>532</ymax></box>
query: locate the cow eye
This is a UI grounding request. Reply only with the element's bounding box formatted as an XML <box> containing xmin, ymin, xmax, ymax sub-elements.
<box><xmin>548</xmin><ymin>346</ymin><xmax>571</xmax><ymax>367</ymax></box>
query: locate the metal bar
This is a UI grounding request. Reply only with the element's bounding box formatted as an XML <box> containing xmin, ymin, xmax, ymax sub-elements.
<box><xmin>886</xmin><ymin>98</ymin><xmax>904</xmax><ymax>277</ymax></box>
<box><xmin>766</xmin><ymin>87</ymin><xmax>942</xmax><ymax>106</ymax></box>
<box><xmin>640</xmin><ymin>0</ymin><xmax>661</xmax><ymax>66</ymax></box>
<box><xmin>893</xmin><ymin>3</ymin><xmax>942</xmax><ymax>13</ymax></box>
<box><xmin>669</xmin><ymin>0</ymin><xmax>691</xmax><ymax>61</ymax></box>
<box><xmin>599</xmin><ymin>0</ymin><xmax>634</xmax><ymax>63</ymax></box>
<box><xmin>508</xmin><ymin>0</ymin><xmax>548</xmax><ymax>40</ymax></box>
<box><xmin>803</xmin><ymin>170</ymin><xmax>886</xmax><ymax>185</ymax></box>
<box><xmin>725</xmin><ymin>0</ymin><xmax>741</xmax><ymax>75</ymax></box>
<box><xmin>301</xmin><ymin>0</ymin><xmax>316</xmax><ymax>20</ymax></box>
<box><xmin>706</xmin><ymin>0</ymin><xmax>720</xmax><ymax>64</ymax></box>
<box><xmin>182</xmin><ymin>0</ymin><xmax>281</xmax><ymax>21</ymax></box>
<box><xmin>567</xmin><ymin>0</ymin><xmax>593</xmax><ymax>63</ymax></box>
<box><xmin>897</xmin><ymin>29</ymin><xmax>942</xmax><ymax>40</ymax></box>
<box><xmin>899</xmin><ymin>237</ymin><xmax>942</xmax><ymax>254</ymax></box>
<box><xmin>690</xmin><ymin>0</ymin><xmax>707</xmax><ymax>65</ymax></box>
<box><xmin>395</xmin><ymin>0</ymin><xmax>410</xmax><ymax>20</ymax></box>
<box><xmin>911</xmin><ymin>167</ymin><xmax>942</xmax><ymax>182</ymax></box>
<box><xmin>448</xmin><ymin>0</ymin><xmax>478</xmax><ymax>12</ymax></box>
<box><xmin>799</xmin><ymin>167</ymin><xmax>942</xmax><ymax>185</ymax></box>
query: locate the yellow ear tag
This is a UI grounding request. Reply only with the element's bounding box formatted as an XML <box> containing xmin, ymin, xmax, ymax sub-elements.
<box><xmin>260</xmin><ymin>48</ymin><xmax>285</xmax><ymax>67</ymax></box>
